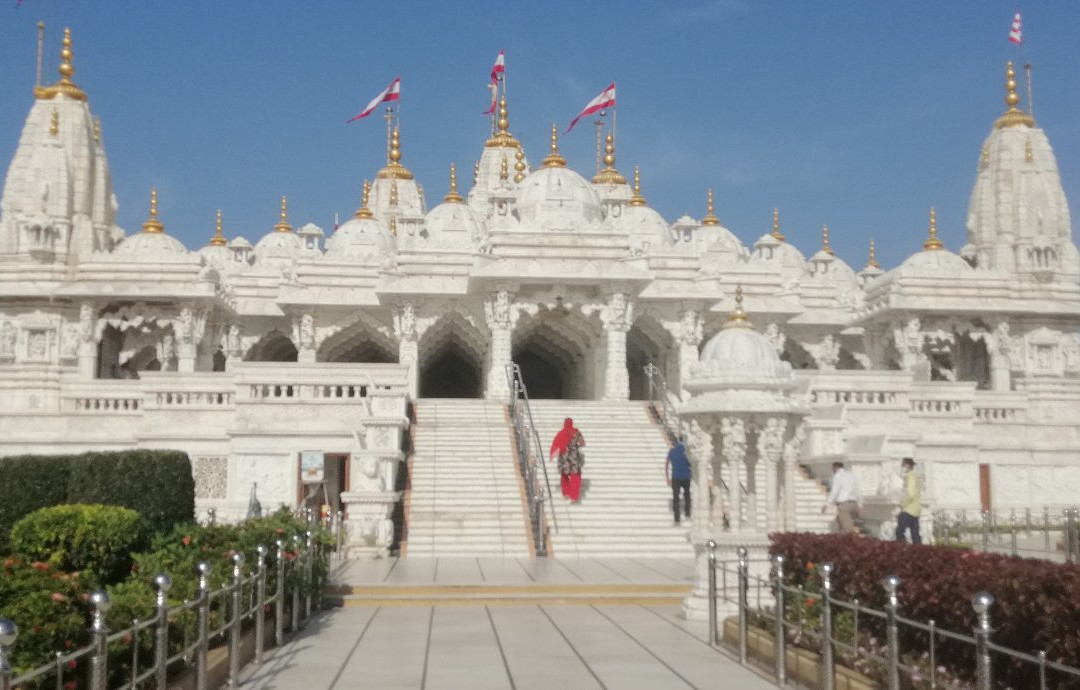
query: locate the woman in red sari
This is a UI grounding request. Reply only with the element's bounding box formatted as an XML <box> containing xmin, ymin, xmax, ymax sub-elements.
<box><xmin>550</xmin><ymin>417</ymin><xmax>585</xmax><ymax>502</ymax></box>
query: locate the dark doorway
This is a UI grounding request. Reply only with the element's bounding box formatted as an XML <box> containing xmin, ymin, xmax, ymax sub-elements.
<box><xmin>514</xmin><ymin>348</ymin><xmax>568</xmax><ymax>399</ymax></box>
<box><xmin>419</xmin><ymin>341</ymin><xmax>482</xmax><ymax>398</ymax></box>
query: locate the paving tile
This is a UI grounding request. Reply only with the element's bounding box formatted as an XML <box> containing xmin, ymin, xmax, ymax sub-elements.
<box><xmin>424</xmin><ymin>606</ymin><xmax>512</xmax><ymax>690</ymax></box>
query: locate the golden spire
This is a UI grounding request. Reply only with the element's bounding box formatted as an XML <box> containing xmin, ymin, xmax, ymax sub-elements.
<box><xmin>513</xmin><ymin>147</ymin><xmax>526</xmax><ymax>183</ymax></box>
<box><xmin>702</xmin><ymin>189</ymin><xmax>720</xmax><ymax>226</ymax></box>
<box><xmin>355</xmin><ymin>180</ymin><xmax>374</xmax><ymax>219</ymax></box>
<box><xmin>723</xmin><ymin>285</ymin><xmax>753</xmax><ymax>329</ymax></box>
<box><xmin>485</xmin><ymin>98</ymin><xmax>520</xmax><ymax>148</ymax></box>
<box><xmin>210</xmin><ymin>209</ymin><xmax>227</xmax><ymax>246</ymax></box>
<box><xmin>142</xmin><ymin>188</ymin><xmax>164</xmax><ymax>234</ymax></box>
<box><xmin>866</xmin><ymin>238</ymin><xmax>880</xmax><ymax>269</ymax></box>
<box><xmin>49</xmin><ymin>108</ymin><xmax>59</xmax><ymax>136</ymax></box>
<box><xmin>770</xmin><ymin>208</ymin><xmax>785</xmax><ymax>242</ymax></box>
<box><xmin>821</xmin><ymin>224</ymin><xmax>834</xmax><ymax>255</ymax></box>
<box><xmin>274</xmin><ymin>195</ymin><xmax>292</xmax><ymax>233</ymax></box>
<box><xmin>377</xmin><ymin>127</ymin><xmax>415</xmax><ymax>180</ymax></box>
<box><xmin>994</xmin><ymin>61</ymin><xmax>1035</xmax><ymax>129</ymax></box>
<box><xmin>629</xmin><ymin>166</ymin><xmax>647</xmax><ymax>206</ymax></box>
<box><xmin>923</xmin><ymin>206</ymin><xmax>943</xmax><ymax>250</ymax></box>
<box><xmin>35</xmin><ymin>28</ymin><xmax>86</xmax><ymax>102</ymax></box>
<box><xmin>592</xmin><ymin>133</ymin><xmax>626</xmax><ymax>184</ymax></box>
<box><xmin>541</xmin><ymin>124</ymin><xmax>567</xmax><ymax>168</ymax></box>
<box><xmin>499</xmin><ymin>155</ymin><xmax>509</xmax><ymax>181</ymax></box>
<box><xmin>444</xmin><ymin>163</ymin><xmax>464</xmax><ymax>203</ymax></box>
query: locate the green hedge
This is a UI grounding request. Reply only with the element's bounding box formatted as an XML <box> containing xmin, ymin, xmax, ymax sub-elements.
<box><xmin>0</xmin><ymin>451</ymin><xmax>195</xmax><ymax>549</ymax></box>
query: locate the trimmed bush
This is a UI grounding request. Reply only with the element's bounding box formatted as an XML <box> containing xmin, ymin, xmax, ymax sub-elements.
<box><xmin>10</xmin><ymin>504</ymin><xmax>151</xmax><ymax>587</ymax></box>
<box><xmin>770</xmin><ymin>532</ymin><xmax>1080</xmax><ymax>689</ymax></box>
<box><xmin>0</xmin><ymin>455</ymin><xmax>73</xmax><ymax>551</ymax></box>
<box><xmin>0</xmin><ymin>557</ymin><xmax>88</xmax><ymax>679</ymax></box>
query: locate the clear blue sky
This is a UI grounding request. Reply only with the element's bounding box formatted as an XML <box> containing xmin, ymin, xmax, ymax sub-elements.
<box><xmin>1</xmin><ymin>2</ymin><xmax>1078</xmax><ymax>269</ymax></box>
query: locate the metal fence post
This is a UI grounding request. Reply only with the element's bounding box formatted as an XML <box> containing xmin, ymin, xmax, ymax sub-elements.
<box><xmin>255</xmin><ymin>545</ymin><xmax>267</xmax><ymax>666</ymax></box>
<box><xmin>1066</xmin><ymin>508</ymin><xmax>1079</xmax><ymax>564</ymax></box>
<box><xmin>0</xmin><ymin>619</ymin><xmax>16</xmax><ymax>690</ymax></box>
<box><xmin>972</xmin><ymin>592</ymin><xmax>994</xmax><ymax>690</ymax></box>
<box><xmin>737</xmin><ymin>546</ymin><xmax>749</xmax><ymax>665</ymax></box>
<box><xmin>275</xmin><ymin>540</ymin><xmax>285</xmax><ymax>648</ymax></box>
<box><xmin>336</xmin><ymin>509</ymin><xmax>344</xmax><ymax>556</ymax></box>
<box><xmin>819</xmin><ymin>563</ymin><xmax>835</xmax><ymax>690</ymax></box>
<box><xmin>154</xmin><ymin>574</ymin><xmax>172</xmax><ymax>689</ymax></box>
<box><xmin>89</xmin><ymin>590</ymin><xmax>111</xmax><ymax>690</ymax></box>
<box><xmin>773</xmin><ymin>555</ymin><xmax>786</xmax><ymax>684</ymax></box>
<box><xmin>227</xmin><ymin>552</ymin><xmax>244</xmax><ymax>689</ymax></box>
<box><xmin>291</xmin><ymin>535</ymin><xmax>302</xmax><ymax>632</ymax></box>
<box><xmin>305</xmin><ymin>531</ymin><xmax>315</xmax><ymax>619</ymax></box>
<box><xmin>196</xmin><ymin>562</ymin><xmax>211</xmax><ymax>690</ymax></box>
<box><xmin>706</xmin><ymin>540</ymin><xmax>717</xmax><ymax>645</ymax></box>
<box><xmin>882</xmin><ymin>575</ymin><xmax>901</xmax><ymax>690</ymax></box>
<box><xmin>1043</xmin><ymin>506</ymin><xmax>1051</xmax><ymax>552</ymax></box>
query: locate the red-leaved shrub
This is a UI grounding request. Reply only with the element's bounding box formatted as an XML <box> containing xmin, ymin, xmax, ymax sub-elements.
<box><xmin>769</xmin><ymin>533</ymin><xmax>1080</xmax><ymax>689</ymax></box>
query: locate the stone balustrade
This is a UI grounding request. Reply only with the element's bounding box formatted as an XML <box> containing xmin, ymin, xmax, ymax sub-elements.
<box><xmin>62</xmin><ymin>380</ymin><xmax>143</xmax><ymax>414</ymax></box>
<box><xmin>973</xmin><ymin>392</ymin><xmax>1029</xmax><ymax>424</ymax></box>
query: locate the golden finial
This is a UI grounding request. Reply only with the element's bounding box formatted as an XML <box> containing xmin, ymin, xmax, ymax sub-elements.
<box><xmin>142</xmin><ymin>187</ymin><xmax>164</xmax><ymax>234</ymax></box>
<box><xmin>513</xmin><ymin>147</ymin><xmax>526</xmax><ymax>183</ymax></box>
<box><xmin>485</xmin><ymin>98</ymin><xmax>520</xmax><ymax>148</ymax></box>
<box><xmin>592</xmin><ymin>133</ymin><xmax>626</xmax><ymax>184</ymax></box>
<box><xmin>629</xmin><ymin>166</ymin><xmax>647</xmax><ymax>206</ymax></box>
<box><xmin>1025</xmin><ymin>138</ymin><xmax>1033</xmax><ymax>163</ymax></box>
<box><xmin>473</xmin><ymin>160</ymin><xmax>480</xmax><ymax>185</ymax></box>
<box><xmin>49</xmin><ymin>108</ymin><xmax>59</xmax><ymax>136</ymax></box>
<box><xmin>499</xmin><ymin>155</ymin><xmax>509</xmax><ymax>181</ymax></box>
<box><xmin>866</xmin><ymin>238</ymin><xmax>880</xmax><ymax>269</ymax></box>
<box><xmin>274</xmin><ymin>195</ymin><xmax>292</xmax><ymax>233</ymax></box>
<box><xmin>355</xmin><ymin>180</ymin><xmax>374</xmax><ymax>219</ymax></box>
<box><xmin>35</xmin><ymin>27</ymin><xmax>87</xmax><ymax>102</ymax></box>
<box><xmin>923</xmin><ymin>206</ymin><xmax>943</xmax><ymax>250</ymax></box>
<box><xmin>770</xmin><ymin>208</ymin><xmax>785</xmax><ymax>242</ymax></box>
<box><xmin>35</xmin><ymin>22</ymin><xmax>44</xmax><ymax>88</ymax></box>
<box><xmin>821</xmin><ymin>224</ymin><xmax>834</xmax><ymax>255</ymax></box>
<box><xmin>723</xmin><ymin>285</ymin><xmax>753</xmax><ymax>329</ymax></box>
<box><xmin>444</xmin><ymin>163</ymin><xmax>464</xmax><ymax>203</ymax></box>
<box><xmin>702</xmin><ymin>189</ymin><xmax>720</xmax><ymax>226</ymax></box>
<box><xmin>93</xmin><ymin>117</ymin><xmax>101</xmax><ymax>143</ymax></box>
<box><xmin>542</xmin><ymin>124</ymin><xmax>566</xmax><ymax>168</ymax></box>
<box><xmin>210</xmin><ymin>209</ymin><xmax>227</xmax><ymax>246</ymax></box>
<box><xmin>389</xmin><ymin>178</ymin><xmax>399</xmax><ymax>207</ymax></box>
<box><xmin>388</xmin><ymin>214</ymin><xmax>397</xmax><ymax>236</ymax></box>
<box><xmin>995</xmin><ymin>61</ymin><xmax>1035</xmax><ymax>129</ymax></box>
<box><xmin>377</xmin><ymin>127</ymin><xmax>414</xmax><ymax>180</ymax></box>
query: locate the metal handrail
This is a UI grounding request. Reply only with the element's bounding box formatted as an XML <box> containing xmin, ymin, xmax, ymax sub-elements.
<box><xmin>705</xmin><ymin>540</ymin><xmax>1080</xmax><ymax>690</ymax></box>
<box><xmin>505</xmin><ymin>362</ymin><xmax>558</xmax><ymax>556</ymax></box>
<box><xmin>0</xmin><ymin>533</ymin><xmax>325</xmax><ymax>690</ymax></box>
<box><xmin>932</xmin><ymin>505</ymin><xmax>1080</xmax><ymax>562</ymax></box>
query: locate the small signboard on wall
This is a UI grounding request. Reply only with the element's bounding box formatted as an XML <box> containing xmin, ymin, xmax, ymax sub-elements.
<box><xmin>300</xmin><ymin>451</ymin><xmax>325</xmax><ymax>484</ymax></box>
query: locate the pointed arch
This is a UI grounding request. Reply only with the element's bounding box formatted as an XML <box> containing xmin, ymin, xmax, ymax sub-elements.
<box><xmin>627</xmin><ymin>313</ymin><xmax>675</xmax><ymax>400</ymax></box>
<box><xmin>245</xmin><ymin>330</ymin><xmax>298</xmax><ymax>362</ymax></box>
<box><xmin>512</xmin><ymin>307</ymin><xmax>600</xmax><ymax>399</ymax></box>
<box><xmin>418</xmin><ymin>311</ymin><xmax>488</xmax><ymax>398</ymax></box>
<box><xmin>317</xmin><ymin>316</ymin><xmax>397</xmax><ymax>363</ymax></box>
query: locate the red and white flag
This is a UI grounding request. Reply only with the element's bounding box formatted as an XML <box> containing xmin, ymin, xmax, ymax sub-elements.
<box><xmin>483</xmin><ymin>51</ymin><xmax>505</xmax><ymax>115</ymax></box>
<box><xmin>347</xmin><ymin>77</ymin><xmax>401</xmax><ymax>123</ymax></box>
<box><xmin>1009</xmin><ymin>11</ymin><xmax>1022</xmax><ymax>44</ymax></box>
<box><xmin>566</xmin><ymin>82</ymin><xmax>615</xmax><ymax>133</ymax></box>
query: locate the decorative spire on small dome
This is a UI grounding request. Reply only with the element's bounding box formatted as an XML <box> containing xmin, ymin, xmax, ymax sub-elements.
<box><xmin>49</xmin><ymin>108</ymin><xmax>59</xmax><ymax>137</ymax></box>
<box><xmin>210</xmin><ymin>210</ymin><xmax>227</xmax><ymax>246</ymax></box>
<box><xmin>923</xmin><ymin>206</ymin><xmax>943</xmax><ymax>251</ymax></box>
<box><xmin>499</xmin><ymin>156</ymin><xmax>509</xmax><ymax>181</ymax></box>
<box><xmin>354</xmin><ymin>180</ymin><xmax>374</xmax><ymax>219</ymax></box>
<box><xmin>722</xmin><ymin>285</ymin><xmax>753</xmax><ymax>330</ymax></box>
<box><xmin>702</xmin><ymin>189</ymin><xmax>720</xmax><ymax>226</ymax></box>
<box><xmin>542</xmin><ymin>124</ymin><xmax>566</xmax><ymax>168</ymax></box>
<box><xmin>592</xmin><ymin>133</ymin><xmax>626</xmax><ymax>184</ymax></box>
<box><xmin>35</xmin><ymin>28</ymin><xmax>86</xmax><ymax>102</ymax></box>
<box><xmin>142</xmin><ymin>188</ymin><xmax>165</xmax><ymax>234</ymax></box>
<box><xmin>444</xmin><ymin>163</ymin><xmax>464</xmax><ymax>203</ymax></box>
<box><xmin>994</xmin><ymin>61</ymin><xmax>1036</xmax><ymax>129</ymax></box>
<box><xmin>770</xmin><ymin>208</ymin><xmax>785</xmax><ymax>242</ymax></box>
<box><xmin>377</xmin><ymin>127</ymin><xmax>415</xmax><ymax>180</ymax></box>
<box><xmin>866</xmin><ymin>238</ymin><xmax>880</xmax><ymax>269</ymax></box>
<box><xmin>821</xmin><ymin>224</ymin><xmax>834</xmax><ymax>256</ymax></box>
<box><xmin>274</xmin><ymin>196</ymin><xmax>292</xmax><ymax>233</ymax></box>
<box><xmin>513</xmin><ymin>147</ymin><xmax>526</xmax><ymax>183</ymax></box>
<box><xmin>628</xmin><ymin>166</ymin><xmax>647</xmax><ymax>206</ymax></box>
<box><xmin>485</xmin><ymin>98</ymin><xmax>520</xmax><ymax>148</ymax></box>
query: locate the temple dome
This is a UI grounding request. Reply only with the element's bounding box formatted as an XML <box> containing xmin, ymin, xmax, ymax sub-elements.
<box><xmin>325</xmin><ymin>215</ymin><xmax>394</xmax><ymax>261</ymax></box>
<box><xmin>425</xmin><ymin>200</ymin><xmax>484</xmax><ymax>248</ymax></box>
<box><xmin>895</xmin><ymin>246</ymin><xmax>972</xmax><ymax>277</ymax></box>
<box><xmin>751</xmin><ymin>232</ymin><xmax>806</xmax><ymax>276</ymax></box>
<box><xmin>253</xmin><ymin>229</ymin><xmax>302</xmax><ymax>267</ymax></box>
<box><xmin>698</xmin><ymin>324</ymin><xmax>790</xmax><ymax>379</ymax></box>
<box><xmin>112</xmin><ymin>230</ymin><xmax>188</xmax><ymax>259</ymax></box>
<box><xmin>515</xmin><ymin>166</ymin><xmax>603</xmax><ymax>231</ymax></box>
<box><xmin>612</xmin><ymin>203</ymin><xmax>670</xmax><ymax>254</ymax></box>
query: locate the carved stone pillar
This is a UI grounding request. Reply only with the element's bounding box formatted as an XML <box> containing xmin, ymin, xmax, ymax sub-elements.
<box><xmin>292</xmin><ymin>312</ymin><xmax>316</xmax><ymax>365</ymax></box>
<box><xmin>990</xmin><ymin>322</ymin><xmax>1013</xmax><ymax>391</ymax></box>
<box><xmin>893</xmin><ymin>317</ymin><xmax>926</xmax><ymax>372</ymax></box>
<box><xmin>781</xmin><ymin>422</ymin><xmax>807</xmax><ymax>531</ymax></box>
<box><xmin>810</xmin><ymin>334</ymin><xmax>840</xmax><ymax>371</ymax></box>
<box><xmin>175</xmin><ymin>306</ymin><xmax>208</xmax><ymax>373</ymax></box>
<box><xmin>677</xmin><ymin>307</ymin><xmax>702</xmax><ymax>398</ymax></box>
<box><xmin>77</xmin><ymin>302</ymin><xmax>95</xmax><ymax>379</ymax></box>
<box><xmin>483</xmin><ymin>286</ymin><xmax>515</xmax><ymax>400</ymax></box>
<box><xmin>720</xmin><ymin>417</ymin><xmax>747</xmax><ymax>530</ymax></box>
<box><xmin>392</xmin><ymin>303</ymin><xmax>418</xmax><ymax>399</ymax></box>
<box><xmin>602</xmin><ymin>289</ymin><xmax>632</xmax><ymax>401</ymax></box>
<box><xmin>757</xmin><ymin>417</ymin><xmax>787</xmax><ymax>532</ymax></box>
<box><xmin>685</xmin><ymin>420</ymin><xmax>714</xmax><ymax>527</ymax></box>
<box><xmin>224</xmin><ymin>324</ymin><xmax>242</xmax><ymax>371</ymax></box>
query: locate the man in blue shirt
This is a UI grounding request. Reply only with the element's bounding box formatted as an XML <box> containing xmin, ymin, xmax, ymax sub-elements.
<box><xmin>666</xmin><ymin>439</ymin><xmax>693</xmax><ymax>525</ymax></box>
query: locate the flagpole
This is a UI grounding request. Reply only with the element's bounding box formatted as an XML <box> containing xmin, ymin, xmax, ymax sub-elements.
<box><xmin>594</xmin><ymin>113</ymin><xmax>604</xmax><ymax>175</ymax></box>
<box><xmin>1025</xmin><ymin>63</ymin><xmax>1034</xmax><ymax>117</ymax></box>
<box><xmin>489</xmin><ymin>82</ymin><xmax>497</xmax><ymax>136</ymax></box>
<box><xmin>384</xmin><ymin>106</ymin><xmax>394</xmax><ymax>164</ymax></box>
<box><xmin>35</xmin><ymin>22</ymin><xmax>44</xmax><ymax>88</ymax></box>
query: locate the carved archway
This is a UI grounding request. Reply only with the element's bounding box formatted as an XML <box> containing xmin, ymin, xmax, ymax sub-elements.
<box><xmin>418</xmin><ymin>312</ymin><xmax>487</xmax><ymax>398</ymax></box>
<box><xmin>627</xmin><ymin>315</ymin><xmax>672</xmax><ymax>400</ymax></box>
<box><xmin>317</xmin><ymin>319</ymin><xmax>397</xmax><ymax>363</ymax></box>
<box><xmin>245</xmin><ymin>330</ymin><xmax>298</xmax><ymax>362</ymax></box>
<box><xmin>512</xmin><ymin>308</ymin><xmax>597</xmax><ymax>399</ymax></box>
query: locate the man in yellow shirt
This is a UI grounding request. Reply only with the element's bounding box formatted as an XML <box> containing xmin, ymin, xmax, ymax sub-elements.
<box><xmin>895</xmin><ymin>457</ymin><xmax>922</xmax><ymax>544</ymax></box>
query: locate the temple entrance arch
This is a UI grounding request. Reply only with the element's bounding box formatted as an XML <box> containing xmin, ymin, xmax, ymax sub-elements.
<box><xmin>245</xmin><ymin>331</ymin><xmax>298</xmax><ymax>362</ymax></box>
<box><xmin>418</xmin><ymin>312</ymin><xmax>487</xmax><ymax>398</ymax></box>
<box><xmin>627</xmin><ymin>315</ymin><xmax>672</xmax><ymax>400</ymax></box>
<box><xmin>318</xmin><ymin>320</ymin><xmax>396</xmax><ymax>363</ymax></box>
<box><xmin>512</xmin><ymin>308</ymin><xmax>598</xmax><ymax>399</ymax></box>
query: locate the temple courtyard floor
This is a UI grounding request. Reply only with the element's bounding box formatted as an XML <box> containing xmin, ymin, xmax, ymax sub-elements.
<box><xmin>241</xmin><ymin>557</ymin><xmax>777</xmax><ymax>689</ymax></box>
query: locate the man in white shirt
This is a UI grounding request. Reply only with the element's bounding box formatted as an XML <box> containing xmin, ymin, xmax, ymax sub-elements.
<box><xmin>822</xmin><ymin>461</ymin><xmax>862</xmax><ymax>534</ymax></box>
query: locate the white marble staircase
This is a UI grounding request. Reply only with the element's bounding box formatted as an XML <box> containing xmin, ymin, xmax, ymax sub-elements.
<box><xmin>793</xmin><ymin>467</ymin><xmax>835</xmax><ymax>532</ymax></box>
<box><xmin>404</xmin><ymin>399</ymin><xmax>531</xmax><ymax>557</ymax></box>
<box><xmin>528</xmin><ymin>400</ymin><xmax>694</xmax><ymax>558</ymax></box>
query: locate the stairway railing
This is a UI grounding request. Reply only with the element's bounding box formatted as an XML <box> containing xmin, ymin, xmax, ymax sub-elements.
<box><xmin>505</xmin><ymin>362</ymin><xmax>557</xmax><ymax>556</ymax></box>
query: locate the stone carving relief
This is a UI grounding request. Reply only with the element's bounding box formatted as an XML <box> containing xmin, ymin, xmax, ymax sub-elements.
<box><xmin>193</xmin><ymin>456</ymin><xmax>228</xmax><ymax>499</ymax></box>
<box><xmin>234</xmin><ymin>455</ymin><xmax>290</xmax><ymax>504</ymax></box>
<box><xmin>601</xmin><ymin>290</ymin><xmax>634</xmax><ymax>332</ymax></box>
<box><xmin>26</xmin><ymin>329</ymin><xmax>52</xmax><ymax>361</ymax></box>
<box><xmin>1063</xmin><ymin>333</ymin><xmax>1080</xmax><ymax>372</ymax></box>
<box><xmin>60</xmin><ymin>322</ymin><xmax>80</xmax><ymax>359</ymax></box>
<box><xmin>892</xmin><ymin>317</ymin><xmax>927</xmax><ymax>370</ymax></box>
<box><xmin>808</xmin><ymin>333</ymin><xmax>841</xmax><ymax>371</ymax></box>
<box><xmin>292</xmin><ymin>313</ymin><xmax>316</xmax><ymax>352</ymax></box>
<box><xmin>678</xmin><ymin>309</ymin><xmax>703</xmax><ymax>347</ymax></box>
<box><xmin>763</xmin><ymin>323</ymin><xmax>786</xmax><ymax>356</ymax></box>
<box><xmin>483</xmin><ymin>288</ymin><xmax>516</xmax><ymax>330</ymax></box>
<box><xmin>392</xmin><ymin>303</ymin><xmax>417</xmax><ymax>343</ymax></box>
<box><xmin>756</xmin><ymin>417</ymin><xmax>787</xmax><ymax>461</ymax></box>
<box><xmin>0</xmin><ymin>321</ymin><xmax>17</xmax><ymax>359</ymax></box>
